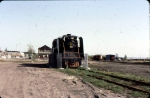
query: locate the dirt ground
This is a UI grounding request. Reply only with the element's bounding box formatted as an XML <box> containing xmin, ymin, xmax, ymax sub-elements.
<box><xmin>0</xmin><ymin>62</ymin><xmax>127</xmax><ymax>98</ymax></box>
<box><xmin>88</xmin><ymin>60</ymin><xmax>150</xmax><ymax>79</ymax></box>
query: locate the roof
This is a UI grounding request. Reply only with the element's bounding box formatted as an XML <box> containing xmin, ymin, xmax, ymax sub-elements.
<box><xmin>38</xmin><ymin>45</ymin><xmax>51</xmax><ymax>50</ymax></box>
<box><xmin>106</xmin><ymin>54</ymin><xmax>115</xmax><ymax>56</ymax></box>
<box><xmin>7</xmin><ymin>51</ymin><xmax>20</xmax><ymax>52</ymax></box>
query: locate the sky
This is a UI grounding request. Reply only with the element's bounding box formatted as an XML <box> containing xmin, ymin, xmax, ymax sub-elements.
<box><xmin>0</xmin><ymin>0</ymin><xmax>149</xmax><ymax>58</ymax></box>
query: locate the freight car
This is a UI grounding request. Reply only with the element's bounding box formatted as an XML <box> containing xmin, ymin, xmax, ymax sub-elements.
<box><xmin>49</xmin><ymin>34</ymin><xmax>84</xmax><ymax>68</ymax></box>
<box><xmin>92</xmin><ymin>55</ymin><xmax>103</xmax><ymax>60</ymax></box>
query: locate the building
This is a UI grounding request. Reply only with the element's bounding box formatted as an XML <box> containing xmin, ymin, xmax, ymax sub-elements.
<box><xmin>106</xmin><ymin>54</ymin><xmax>115</xmax><ymax>61</ymax></box>
<box><xmin>23</xmin><ymin>52</ymin><xmax>29</xmax><ymax>58</ymax></box>
<box><xmin>0</xmin><ymin>50</ymin><xmax>24</xmax><ymax>59</ymax></box>
<box><xmin>38</xmin><ymin>45</ymin><xmax>52</xmax><ymax>58</ymax></box>
<box><xmin>7</xmin><ymin>51</ymin><xmax>22</xmax><ymax>58</ymax></box>
<box><xmin>0</xmin><ymin>50</ymin><xmax>2</xmax><ymax>57</ymax></box>
<box><xmin>92</xmin><ymin>54</ymin><xmax>103</xmax><ymax>60</ymax></box>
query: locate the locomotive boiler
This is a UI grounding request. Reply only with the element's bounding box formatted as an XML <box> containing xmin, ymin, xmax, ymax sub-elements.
<box><xmin>49</xmin><ymin>34</ymin><xmax>84</xmax><ymax>68</ymax></box>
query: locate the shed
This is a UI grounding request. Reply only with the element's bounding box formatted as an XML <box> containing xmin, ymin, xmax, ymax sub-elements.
<box><xmin>92</xmin><ymin>55</ymin><xmax>103</xmax><ymax>60</ymax></box>
<box><xmin>106</xmin><ymin>54</ymin><xmax>115</xmax><ymax>61</ymax></box>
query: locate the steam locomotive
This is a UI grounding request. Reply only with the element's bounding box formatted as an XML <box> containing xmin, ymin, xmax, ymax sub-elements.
<box><xmin>49</xmin><ymin>34</ymin><xmax>84</xmax><ymax>68</ymax></box>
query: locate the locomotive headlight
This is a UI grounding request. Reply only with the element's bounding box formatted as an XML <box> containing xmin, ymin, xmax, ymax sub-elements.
<box><xmin>70</xmin><ymin>42</ymin><xmax>73</xmax><ymax>48</ymax></box>
<box><xmin>70</xmin><ymin>43</ymin><xmax>72</xmax><ymax>46</ymax></box>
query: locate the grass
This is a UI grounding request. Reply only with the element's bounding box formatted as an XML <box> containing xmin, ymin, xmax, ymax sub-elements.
<box><xmin>57</xmin><ymin>68</ymin><xmax>149</xmax><ymax>98</ymax></box>
<box><xmin>87</xmin><ymin>64</ymin><xmax>150</xmax><ymax>83</ymax></box>
<box><xmin>99</xmin><ymin>70</ymin><xmax>150</xmax><ymax>83</ymax></box>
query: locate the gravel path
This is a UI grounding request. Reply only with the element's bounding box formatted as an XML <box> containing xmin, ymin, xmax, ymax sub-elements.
<box><xmin>0</xmin><ymin>62</ymin><xmax>126</xmax><ymax>98</ymax></box>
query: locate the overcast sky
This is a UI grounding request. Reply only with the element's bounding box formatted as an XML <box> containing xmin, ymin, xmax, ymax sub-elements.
<box><xmin>0</xmin><ymin>0</ymin><xmax>149</xmax><ymax>58</ymax></box>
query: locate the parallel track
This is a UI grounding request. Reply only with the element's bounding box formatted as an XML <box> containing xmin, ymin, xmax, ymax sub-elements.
<box><xmin>78</xmin><ymin>68</ymin><xmax>150</xmax><ymax>94</ymax></box>
<box><xmin>89</xmin><ymin>70</ymin><xmax>150</xmax><ymax>86</ymax></box>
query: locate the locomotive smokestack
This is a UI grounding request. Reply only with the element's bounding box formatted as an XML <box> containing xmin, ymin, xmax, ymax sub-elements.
<box><xmin>67</xmin><ymin>34</ymin><xmax>71</xmax><ymax>36</ymax></box>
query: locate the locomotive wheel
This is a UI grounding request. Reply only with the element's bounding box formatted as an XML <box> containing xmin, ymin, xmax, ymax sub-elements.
<box><xmin>63</xmin><ymin>61</ymin><xmax>68</xmax><ymax>68</ymax></box>
<box><xmin>75</xmin><ymin>61</ymin><xmax>79</xmax><ymax>67</ymax></box>
<box><xmin>70</xmin><ymin>62</ymin><xmax>75</xmax><ymax>67</ymax></box>
<box><xmin>63</xmin><ymin>61</ymin><xmax>80</xmax><ymax>68</ymax></box>
<box><xmin>70</xmin><ymin>61</ymin><xmax>79</xmax><ymax>67</ymax></box>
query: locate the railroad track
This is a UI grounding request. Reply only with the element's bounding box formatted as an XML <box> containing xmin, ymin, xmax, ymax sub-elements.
<box><xmin>78</xmin><ymin>68</ymin><xmax>150</xmax><ymax>94</ymax></box>
<box><xmin>89</xmin><ymin>70</ymin><xmax>150</xmax><ymax>86</ymax></box>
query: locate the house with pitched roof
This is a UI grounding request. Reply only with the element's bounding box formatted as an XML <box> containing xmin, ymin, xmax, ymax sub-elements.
<box><xmin>38</xmin><ymin>45</ymin><xmax>52</xmax><ymax>58</ymax></box>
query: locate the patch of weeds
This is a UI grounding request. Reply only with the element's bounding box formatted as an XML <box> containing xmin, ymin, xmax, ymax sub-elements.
<box><xmin>58</xmin><ymin>69</ymin><xmax>81</xmax><ymax>76</ymax></box>
<box><xmin>59</xmin><ymin>69</ymin><xmax>124</xmax><ymax>93</ymax></box>
<box><xmin>57</xmin><ymin>68</ymin><xmax>149</xmax><ymax>98</ymax></box>
<box><xmin>82</xmin><ymin>75</ymin><xmax>123</xmax><ymax>93</ymax></box>
<box><xmin>110</xmin><ymin>85</ymin><xmax>123</xmax><ymax>93</ymax></box>
<box><xmin>128</xmin><ymin>91</ymin><xmax>149</xmax><ymax>98</ymax></box>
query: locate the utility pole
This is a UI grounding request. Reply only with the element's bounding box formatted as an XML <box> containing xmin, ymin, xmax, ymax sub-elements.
<box><xmin>148</xmin><ymin>1</ymin><xmax>150</xmax><ymax>90</ymax></box>
<box><xmin>32</xmin><ymin>45</ymin><xmax>33</xmax><ymax>60</ymax></box>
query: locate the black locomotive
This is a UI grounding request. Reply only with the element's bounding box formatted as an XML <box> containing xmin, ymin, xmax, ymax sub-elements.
<box><xmin>49</xmin><ymin>34</ymin><xmax>84</xmax><ymax>68</ymax></box>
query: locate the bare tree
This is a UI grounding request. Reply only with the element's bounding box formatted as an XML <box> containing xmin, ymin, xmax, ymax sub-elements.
<box><xmin>27</xmin><ymin>44</ymin><xmax>35</xmax><ymax>54</ymax></box>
